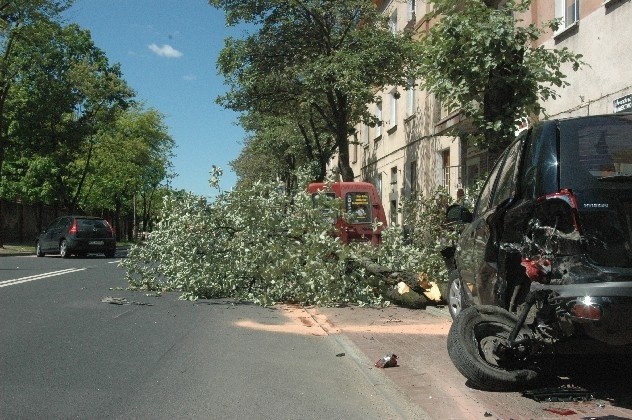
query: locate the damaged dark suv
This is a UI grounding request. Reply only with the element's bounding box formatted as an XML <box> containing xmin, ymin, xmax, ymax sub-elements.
<box><xmin>448</xmin><ymin>113</ymin><xmax>632</xmax><ymax>318</ymax></box>
<box><xmin>445</xmin><ymin>113</ymin><xmax>632</xmax><ymax>390</ymax></box>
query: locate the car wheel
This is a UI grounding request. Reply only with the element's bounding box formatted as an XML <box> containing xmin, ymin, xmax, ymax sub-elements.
<box><xmin>447</xmin><ymin>305</ymin><xmax>540</xmax><ymax>391</ymax></box>
<box><xmin>447</xmin><ymin>271</ymin><xmax>465</xmax><ymax>319</ymax></box>
<box><xmin>59</xmin><ymin>240</ymin><xmax>71</xmax><ymax>258</ymax></box>
<box><xmin>104</xmin><ymin>250</ymin><xmax>115</xmax><ymax>258</ymax></box>
<box><xmin>36</xmin><ymin>241</ymin><xmax>45</xmax><ymax>257</ymax></box>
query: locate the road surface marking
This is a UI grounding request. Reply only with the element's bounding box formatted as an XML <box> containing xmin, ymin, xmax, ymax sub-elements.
<box><xmin>0</xmin><ymin>268</ymin><xmax>86</xmax><ymax>288</ymax></box>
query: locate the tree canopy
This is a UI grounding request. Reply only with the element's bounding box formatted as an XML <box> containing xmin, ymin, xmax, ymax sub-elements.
<box><xmin>417</xmin><ymin>0</ymin><xmax>584</xmax><ymax>150</ymax></box>
<box><xmin>0</xmin><ymin>1</ymin><xmax>174</xmax><ymax>245</ymax></box>
<box><xmin>210</xmin><ymin>0</ymin><xmax>420</xmax><ymax>182</ymax></box>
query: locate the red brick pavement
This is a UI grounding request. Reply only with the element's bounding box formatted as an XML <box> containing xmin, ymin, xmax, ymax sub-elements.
<box><xmin>304</xmin><ymin>304</ymin><xmax>632</xmax><ymax>420</ymax></box>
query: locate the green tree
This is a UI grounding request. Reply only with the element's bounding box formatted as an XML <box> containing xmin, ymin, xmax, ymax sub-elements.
<box><xmin>84</xmin><ymin>106</ymin><xmax>174</xmax><ymax>237</ymax></box>
<box><xmin>1</xmin><ymin>20</ymin><xmax>133</xmax><ymax>210</ymax></box>
<box><xmin>231</xmin><ymin>111</ymin><xmax>335</xmax><ymax>190</ymax></box>
<box><xmin>0</xmin><ymin>0</ymin><xmax>73</xmax><ymax>182</ymax></box>
<box><xmin>0</xmin><ymin>0</ymin><xmax>74</xmax><ymax>246</ymax></box>
<box><xmin>210</xmin><ymin>0</ymin><xmax>420</xmax><ymax>181</ymax></box>
<box><xmin>417</xmin><ymin>0</ymin><xmax>584</xmax><ymax>150</ymax></box>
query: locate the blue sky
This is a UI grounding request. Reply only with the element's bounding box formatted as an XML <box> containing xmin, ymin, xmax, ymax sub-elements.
<box><xmin>65</xmin><ymin>0</ymin><xmax>247</xmax><ymax>197</ymax></box>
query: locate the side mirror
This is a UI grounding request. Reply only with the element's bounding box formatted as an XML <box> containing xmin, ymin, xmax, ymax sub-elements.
<box><xmin>446</xmin><ymin>204</ymin><xmax>473</xmax><ymax>224</ymax></box>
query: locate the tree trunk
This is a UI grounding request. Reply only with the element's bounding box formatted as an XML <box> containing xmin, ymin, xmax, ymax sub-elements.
<box><xmin>482</xmin><ymin>49</ymin><xmax>523</xmax><ymax>152</ymax></box>
<box><xmin>337</xmin><ymin>140</ymin><xmax>354</xmax><ymax>181</ymax></box>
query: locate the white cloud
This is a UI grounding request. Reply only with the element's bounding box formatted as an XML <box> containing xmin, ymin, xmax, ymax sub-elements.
<box><xmin>183</xmin><ymin>74</ymin><xmax>197</xmax><ymax>81</ymax></box>
<box><xmin>148</xmin><ymin>43</ymin><xmax>183</xmax><ymax>58</ymax></box>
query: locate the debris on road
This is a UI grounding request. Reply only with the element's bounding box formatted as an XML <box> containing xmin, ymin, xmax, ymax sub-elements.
<box><xmin>523</xmin><ymin>386</ymin><xmax>593</xmax><ymax>402</ymax></box>
<box><xmin>374</xmin><ymin>353</ymin><xmax>398</xmax><ymax>368</ymax></box>
<box><xmin>101</xmin><ymin>296</ymin><xmax>153</xmax><ymax>306</ymax></box>
<box><xmin>544</xmin><ymin>408</ymin><xmax>577</xmax><ymax>416</ymax></box>
<box><xmin>336</xmin><ymin>353</ymin><xmax>345</xmax><ymax>357</ymax></box>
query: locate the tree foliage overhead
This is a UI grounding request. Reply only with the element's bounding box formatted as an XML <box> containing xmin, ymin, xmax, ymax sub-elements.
<box><xmin>210</xmin><ymin>0</ymin><xmax>420</xmax><ymax>182</ymax></box>
<box><xmin>0</xmin><ymin>0</ymin><xmax>73</xmax><ymax>182</ymax></box>
<box><xmin>0</xmin><ymin>1</ymin><xmax>174</xmax><ymax>246</ymax></box>
<box><xmin>417</xmin><ymin>0</ymin><xmax>584</xmax><ymax>150</ymax></box>
<box><xmin>83</xmin><ymin>106</ymin><xmax>174</xmax><ymax>231</ymax></box>
<box><xmin>230</xmin><ymin>111</ymin><xmax>335</xmax><ymax>190</ymax></box>
<box><xmin>1</xmin><ymin>19</ymin><xmax>134</xmax><ymax>210</ymax></box>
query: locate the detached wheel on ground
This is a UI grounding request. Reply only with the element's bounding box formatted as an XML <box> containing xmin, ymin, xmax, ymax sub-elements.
<box><xmin>447</xmin><ymin>305</ymin><xmax>540</xmax><ymax>391</ymax></box>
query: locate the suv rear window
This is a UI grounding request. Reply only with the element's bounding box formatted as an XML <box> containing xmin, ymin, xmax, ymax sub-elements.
<box><xmin>561</xmin><ymin>114</ymin><xmax>632</xmax><ymax>183</ymax></box>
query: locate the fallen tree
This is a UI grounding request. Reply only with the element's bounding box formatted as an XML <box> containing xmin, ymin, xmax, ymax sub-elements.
<box><xmin>123</xmin><ymin>169</ymin><xmax>456</xmax><ymax>307</ymax></box>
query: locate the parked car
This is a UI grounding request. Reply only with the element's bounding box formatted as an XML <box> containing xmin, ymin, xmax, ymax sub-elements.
<box><xmin>445</xmin><ymin>112</ymin><xmax>632</xmax><ymax>319</ymax></box>
<box><xmin>307</xmin><ymin>181</ymin><xmax>387</xmax><ymax>246</ymax></box>
<box><xmin>36</xmin><ymin>216</ymin><xmax>116</xmax><ymax>258</ymax></box>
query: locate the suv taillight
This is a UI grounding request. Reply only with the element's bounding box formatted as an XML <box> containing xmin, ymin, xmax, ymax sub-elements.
<box><xmin>537</xmin><ymin>188</ymin><xmax>582</xmax><ymax>233</ymax></box>
<box><xmin>68</xmin><ymin>219</ymin><xmax>78</xmax><ymax>235</ymax></box>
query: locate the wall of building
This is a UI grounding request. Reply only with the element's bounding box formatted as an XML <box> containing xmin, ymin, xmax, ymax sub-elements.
<box><xmin>351</xmin><ymin>0</ymin><xmax>462</xmax><ymax>225</ymax></box>
<box><xmin>349</xmin><ymin>0</ymin><xmax>631</xmax><ymax>225</ymax></box>
<box><xmin>537</xmin><ymin>0</ymin><xmax>632</xmax><ymax>117</ymax></box>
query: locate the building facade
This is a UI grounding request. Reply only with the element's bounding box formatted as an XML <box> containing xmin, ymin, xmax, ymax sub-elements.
<box><xmin>351</xmin><ymin>0</ymin><xmax>463</xmax><ymax>226</ymax></box>
<box><xmin>347</xmin><ymin>0</ymin><xmax>632</xmax><ymax>225</ymax></box>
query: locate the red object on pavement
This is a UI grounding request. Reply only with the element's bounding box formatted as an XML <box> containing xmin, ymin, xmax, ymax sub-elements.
<box><xmin>375</xmin><ymin>353</ymin><xmax>398</xmax><ymax>368</ymax></box>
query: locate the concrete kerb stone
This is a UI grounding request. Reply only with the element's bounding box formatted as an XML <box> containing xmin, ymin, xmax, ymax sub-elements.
<box><xmin>304</xmin><ymin>305</ymin><xmax>433</xmax><ymax>419</ymax></box>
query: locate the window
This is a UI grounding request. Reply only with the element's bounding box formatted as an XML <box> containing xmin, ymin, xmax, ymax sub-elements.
<box><xmin>390</xmin><ymin>166</ymin><xmax>398</xmax><ymax>194</ymax></box>
<box><xmin>389</xmin><ymin>10</ymin><xmax>398</xmax><ymax>34</ymax></box>
<box><xmin>474</xmin><ymin>151</ymin><xmax>507</xmax><ymax>216</ymax></box>
<box><xmin>375</xmin><ymin>102</ymin><xmax>382</xmax><ymax>138</ymax></box>
<box><xmin>555</xmin><ymin>0</ymin><xmax>579</xmax><ymax>31</ymax></box>
<box><xmin>490</xmin><ymin>139</ymin><xmax>523</xmax><ymax>209</ymax></box>
<box><xmin>441</xmin><ymin>150</ymin><xmax>451</xmax><ymax>194</ymax></box>
<box><xmin>376</xmin><ymin>173</ymin><xmax>383</xmax><ymax>198</ymax></box>
<box><xmin>390</xmin><ymin>200</ymin><xmax>398</xmax><ymax>226</ymax></box>
<box><xmin>407</xmin><ymin>0</ymin><xmax>416</xmax><ymax>22</ymax></box>
<box><xmin>346</xmin><ymin>192</ymin><xmax>371</xmax><ymax>224</ymax></box>
<box><xmin>362</xmin><ymin>124</ymin><xmax>369</xmax><ymax>147</ymax></box>
<box><xmin>406</xmin><ymin>80</ymin><xmax>416</xmax><ymax>118</ymax></box>
<box><xmin>389</xmin><ymin>90</ymin><xmax>398</xmax><ymax>128</ymax></box>
<box><xmin>409</xmin><ymin>160</ymin><xmax>418</xmax><ymax>196</ymax></box>
<box><xmin>352</xmin><ymin>134</ymin><xmax>358</xmax><ymax>163</ymax></box>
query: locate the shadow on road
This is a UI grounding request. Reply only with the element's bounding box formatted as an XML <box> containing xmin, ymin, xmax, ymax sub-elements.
<box><xmin>523</xmin><ymin>355</ymin><xmax>632</xmax><ymax>410</ymax></box>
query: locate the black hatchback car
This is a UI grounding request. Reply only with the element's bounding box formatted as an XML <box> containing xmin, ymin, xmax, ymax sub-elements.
<box><xmin>36</xmin><ymin>216</ymin><xmax>117</xmax><ymax>258</ymax></box>
<box><xmin>445</xmin><ymin>113</ymin><xmax>632</xmax><ymax>319</ymax></box>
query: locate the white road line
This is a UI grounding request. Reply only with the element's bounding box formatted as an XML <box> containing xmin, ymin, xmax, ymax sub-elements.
<box><xmin>0</xmin><ymin>268</ymin><xmax>87</xmax><ymax>288</ymax></box>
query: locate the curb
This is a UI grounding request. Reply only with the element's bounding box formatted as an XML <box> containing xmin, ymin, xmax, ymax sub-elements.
<box><xmin>304</xmin><ymin>306</ymin><xmax>432</xmax><ymax>419</ymax></box>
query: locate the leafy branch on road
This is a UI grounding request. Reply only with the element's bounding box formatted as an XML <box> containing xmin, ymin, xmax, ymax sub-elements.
<box><xmin>122</xmin><ymin>169</ymin><xmax>466</xmax><ymax>306</ymax></box>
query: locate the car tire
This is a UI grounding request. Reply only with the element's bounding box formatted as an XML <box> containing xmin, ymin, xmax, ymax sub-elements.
<box><xmin>35</xmin><ymin>241</ymin><xmax>45</xmax><ymax>257</ymax></box>
<box><xmin>446</xmin><ymin>271</ymin><xmax>465</xmax><ymax>319</ymax></box>
<box><xmin>447</xmin><ymin>305</ymin><xmax>540</xmax><ymax>391</ymax></box>
<box><xmin>59</xmin><ymin>240</ymin><xmax>70</xmax><ymax>258</ymax></box>
<box><xmin>104</xmin><ymin>250</ymin><xmax>115</xmax><ymax>258</ymax></box>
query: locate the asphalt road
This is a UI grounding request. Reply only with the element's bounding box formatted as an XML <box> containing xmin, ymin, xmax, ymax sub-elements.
<box><xmin>0</xmin><ymin>253</ymin><xmax>427</xmax><ymax>419</ymax></box>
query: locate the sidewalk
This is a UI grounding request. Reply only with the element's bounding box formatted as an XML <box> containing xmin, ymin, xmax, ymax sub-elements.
<box><xmin>304</xmin><ymin>304</ymin><xmax>632</xmax><ymax>420</ymax></box>
<box><xmin>0</xmin><ymin>244</ymin><xmax>32</xmax><ymax>257</ymax></box>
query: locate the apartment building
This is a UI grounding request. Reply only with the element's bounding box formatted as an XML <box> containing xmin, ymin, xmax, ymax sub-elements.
<box><xmin>348</xmin><ymin>0</ymin><xmax>631</xmax><ymax>225</ymax></box>
<box><xmin>350</xmin><ymin>0</ymin><xmax>462</xmax><ymax>226</ymax></box>
<box><xmin>527</xmin><ymin>0</ymin><xmax>632</xmax><ymax>118</ymax></box>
